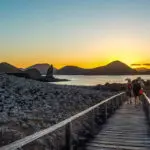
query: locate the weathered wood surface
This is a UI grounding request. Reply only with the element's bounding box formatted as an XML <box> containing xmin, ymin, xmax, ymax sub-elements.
<box><xmin>86</xmin><ymin>101</ymin><xmax>150</xmax><ymax>150</ymax></box>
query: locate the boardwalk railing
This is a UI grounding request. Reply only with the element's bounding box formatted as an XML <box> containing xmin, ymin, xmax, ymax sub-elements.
<box><xmin>142</xmin><ymin>92</ymin><xmax>150</xmax><ymax>122</ymax></box>
<box><xmin>0</xmin><ymin>92</ymin><xmax>125</xmax><ymax>150</ymax></box>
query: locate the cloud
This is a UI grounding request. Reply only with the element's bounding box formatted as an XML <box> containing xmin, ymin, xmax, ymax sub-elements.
<box><xmin>143</xmin><ymin>63</ymin><xmax>150</xmax><ymax>66</ymax></box>
<box><xmin>131</xmin><ymin>64</ymin><xmax>142</xmax><ymax>66</ymax></box>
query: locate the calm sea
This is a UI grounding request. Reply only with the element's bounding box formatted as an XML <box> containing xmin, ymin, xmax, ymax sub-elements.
<box><xmin>53</xmin><ymin>75</ymin><xmax>150</xmax><ymax>86</ymax></box>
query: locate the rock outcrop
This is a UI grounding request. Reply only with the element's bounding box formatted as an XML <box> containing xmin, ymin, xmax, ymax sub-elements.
<box><xmin>24</xmin><ymin>68</ymin><xmax>41</xmax><ymax>80</ymax></box>
<box><xmin>46</xmin><ymin>65</ymin><xmax>54</xmax><ymax>78</ymax></box>
<box><xmin>0</xmin><ymin>62</ymin><xmax>22</xmax><ymax>73</ymax></box>
<box><xmin>26</xmin><ymin>64</ymin><xmax>57</xmax><ymax>75</ymax></box>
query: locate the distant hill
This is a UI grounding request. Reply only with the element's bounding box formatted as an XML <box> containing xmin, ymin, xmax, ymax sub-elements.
<box><xmin>87</xmin><ymin>61</ymin><xmax>137</xmax><ymax>75</ymax></box>
<box><xmin>140</xmin><ymin>70</ymin><xmax>150</xmax><ymax>75</ymax></box>
<box><xmin>0</xmin><ymin>62</ymin><xmax>22</xmax><ymax>73</ymax></box>
<box><xmin>26</xmin><ymin>63</ymin><xmax>57</xmax><ymax>75</ymax></box>
<box><xmin>56</xmin><ymin>61</ymin><xmax>137</xmax><ymax>75</ymax></box>
<box><xmin>2</xmin><ymin>61</ymin><xmax>150</xmax><ymax>76</ymax></box>
<box><xmin>56</xmin><ymin>66</ymin><xmax>88</xmax><ymax>75</ymax></box>
<box><xmin>135</xmin><ymin>67</ymin><xmax>150</xmax><ymax>72</ymax></box>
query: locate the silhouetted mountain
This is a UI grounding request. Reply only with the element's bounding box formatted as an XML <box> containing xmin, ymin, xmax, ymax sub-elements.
<box><xmin>56</xmin><ymin>61</ymin><xmax>137</xmax><ymax>75</ymax></box>
<box><xmin>27</xmin><ymin>63</ymin><xmax>57</xmax><ymax>75</ymax></box>
<box><xmin>24</xmin><ymin>68</ymin><xmax>41</xmax><ymax>80</ymax></box>
<box><xmin>0</xmin><ymin>62</ymin><xmax>22</xmax><ymax>73</ymax></box>
<box><xmin>140</xmin><ymin>70</ymin><xmax>150</xmax><ymax>75</ymax></box>
<box><xmin>56</xmin><ymin>66</ymin><xmax>88</xmax><ymax>75</ymax></box>
<box><xmin>135</xmin><ymin>67</ymin><xmax>150</xmax><ymax>72</ymax></box>
<box><xmin>87</xmin><ymin>61</ymin><xmax>137</xmax><ymax>75</ymax></box>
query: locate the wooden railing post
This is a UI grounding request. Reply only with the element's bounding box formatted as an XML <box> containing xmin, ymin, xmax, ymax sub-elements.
<box><xmin>116</xmin><ymin>96</ymin><xmax>119</xmax><ymax>108</ymax></box>
<box><xmin>148</xmin><ymin>104</ymin><xmax>150</xmax><ymax>123</ymax></box>
<box><xmin>114</xmin><ymin>98</ymin><xmax>117</xmax><ymax>110</ymax></box>
<box><xmin>120</xmin><ymin>95</ymin><xmax>124</xmax><ymax>105</ymax></box>
<box><xmin>105</xmin><ymin>103</ymin><xmax>108</xmax><ymax>121</ymax></box>
<box><xmin>91</xmin><ymin>109</ymin><xmax>96</xmax><ymax>135</ymax></box>
<box><xmin>111</xmin><ymin>99</ymin><xmax>114</xmax><ymax>113</ymax></box>
<box><xmin>117</xmin><ymin>96</ymin><xmax>120</xmax><ymax>108</ymax></box>
<box><xmin>65</xmin><ymin>122</ymin><xmax>72</xmax><ymax>150</ymax></box>
<box><xmin>120</xmin><ymin>94</ymin><xmax>123</xmax><ymax>105</ymax></box>
<box><xmin>113</xmin><ymin>98</ymin><xmax>116</xmax><ymax>112</ymax></box>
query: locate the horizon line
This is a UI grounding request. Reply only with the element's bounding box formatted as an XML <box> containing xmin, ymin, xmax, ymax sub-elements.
<box><xmin>1</xmin><ymin>60</ymin><xmax>150</xmax><ymax>70</ymax></box>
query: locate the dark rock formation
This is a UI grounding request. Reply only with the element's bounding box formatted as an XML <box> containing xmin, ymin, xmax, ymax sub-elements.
<box><xmin>24</xmin><ymin>68</ymin><xmax>41</xmax><ymax>80</ymax></box>
<box><xmin>0</xmin><ymin>62</ymin><xmax>22</xmax><ymax>73</ymax></box>
<box><xmin>6</xmin><ymin>73</ymin><xmax>30</xmax><ymax>78</ymax></box>
<box><xmin>0</xmin><ymin>62</ymin><xmax>68</xmax><ymax>82</ymax></box>
<box><xmin>46</xmin><ymin>65</ymin><xmax>54</xmax><ymax>78</ymax></box>
<box><xmin>26</xmin><ymin>64</ymin><xmax>57</xmax><ymax>75</ymax></box>
<box><xmin>94</xmin><ymin>83</ymin><xmax>126</xmax><ymax>92</ymax></box>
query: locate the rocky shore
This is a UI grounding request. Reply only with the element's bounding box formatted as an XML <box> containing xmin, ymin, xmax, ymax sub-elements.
<box><xmin>0</xmin><ymin>74</ymin><xmax>117</xmax><ymax>149</ymax></box>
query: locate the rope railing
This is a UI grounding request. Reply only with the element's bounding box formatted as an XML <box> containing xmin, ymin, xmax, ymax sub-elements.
<box><xmin>0</xmin><ymin>92</ymin><xmax>125</xmax><ymax>150</ymax></box>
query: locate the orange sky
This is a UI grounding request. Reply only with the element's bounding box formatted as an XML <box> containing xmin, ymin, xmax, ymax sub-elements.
<box><xmin>1</xmin><ymin>0</ymin><xmax>150</xmax><ymax>69</ymax></box>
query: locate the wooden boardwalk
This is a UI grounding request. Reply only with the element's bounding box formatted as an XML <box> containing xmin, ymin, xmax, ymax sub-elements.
<box><xmin>1</xmin><ymin>92</ymin><xmax>150</xmax><ymax>150</ymax></box>
<box><xmin>86</xmin><ymin>101</ymin><xmax>150</xmax><ymax>150</ymax></box>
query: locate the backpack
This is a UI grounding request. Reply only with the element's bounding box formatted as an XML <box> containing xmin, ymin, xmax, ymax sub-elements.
<box><xmin>127</xmin><ymin>83</ymin><xmax>132</xmax><ymax>89</ymax></box>
<box><xmin>139</xmin><ymin>89</ymin><xmax>143</xmax><ymax>95</ymax></box>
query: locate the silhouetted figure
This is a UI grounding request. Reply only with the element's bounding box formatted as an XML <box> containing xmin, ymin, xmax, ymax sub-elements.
<box><xmin>126</xmin><ymin>78</ymin><xmax>132</xmax><ymax>104</ymax></box>
<box><xmin>132</xmin><ymin>77</ymin><xmax>144</xmax><ymax>106</ymax></box>
<box><xmin>46</xmin><ymin>65</ymin><xmax>54</xmax><ymax>78</ymax></box>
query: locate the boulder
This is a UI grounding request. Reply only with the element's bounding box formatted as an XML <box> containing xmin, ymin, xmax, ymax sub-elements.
<box><xmin>24</xmin><ymin>69</ymin><xmax>41</xmax><ymax>80</ymax></box>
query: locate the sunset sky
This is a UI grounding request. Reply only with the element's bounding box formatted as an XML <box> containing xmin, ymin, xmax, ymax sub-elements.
<box><xmin>0</xmin><ymin>0</ymin><xmax>150</xmax><ymax>68</ymax></box>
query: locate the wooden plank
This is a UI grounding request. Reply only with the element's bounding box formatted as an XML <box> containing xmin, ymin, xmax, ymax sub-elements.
<box><xmin>96</xmin><ymin>133</ymin><xmax>150</xmax><ymax>138</ymax></box>
<box><xmin>96</xmin><ymin>136</ymin><xmax>150</xmax><ymax>143</ymax></box>
<box><xmin>86</xmin><ymin>143</ymin><xmax>149</xmax><ymax>150</ymax></box>
<box><xmin>90</xmin><ymin>140</ymin><xmax>150</xmax><ymax>147</ymax></box>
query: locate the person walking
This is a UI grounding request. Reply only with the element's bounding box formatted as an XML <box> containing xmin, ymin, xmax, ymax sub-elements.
<box><xmin>126</xmin><ymin>78</ymin><xmax>132</xmax><ymax>104</ymax></box>
<box><xmin>132</xmin><ymin>77</ymin><xmax>144</xmax><ymax>106</ymax></box>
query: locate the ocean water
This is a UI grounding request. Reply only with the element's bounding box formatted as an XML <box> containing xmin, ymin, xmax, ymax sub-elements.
<box><xmin>53</xmin><ymin>75</ymin><xmax>150</xmax><ymax>86</ymax></box>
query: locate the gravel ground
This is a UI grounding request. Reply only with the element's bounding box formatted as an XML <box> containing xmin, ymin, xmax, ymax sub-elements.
<box><xmin>0</xmin><ymin>74</ymin><xmax>116</xmax><ymax>149</ymax></box>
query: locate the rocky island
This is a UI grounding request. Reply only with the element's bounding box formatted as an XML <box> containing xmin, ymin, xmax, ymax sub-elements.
<box><xmin>0</xmin><ymin>62</ymin><xmax>68</xmax><ymax>82</ymax></box>
<box><xmin>0</xmin><ymin>74</ymin><xmax>116</xmax><ymax>150</ymax></box>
